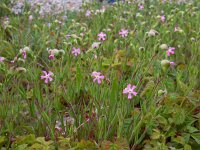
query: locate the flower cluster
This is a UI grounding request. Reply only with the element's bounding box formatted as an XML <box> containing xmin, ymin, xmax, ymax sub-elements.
<box><xmin>11</xmin><ymin>1</ymin><xmax>24</xmax><ymax>15</ymax></box>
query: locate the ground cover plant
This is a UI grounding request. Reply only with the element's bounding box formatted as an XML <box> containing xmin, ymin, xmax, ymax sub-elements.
<box><xmin>0</xmin><ymin>0</ymin><xmax>200</xmax><ymax>149</ymax></box>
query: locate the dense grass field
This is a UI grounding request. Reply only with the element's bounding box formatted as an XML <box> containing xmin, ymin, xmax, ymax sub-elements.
<box><xmin>0</xmin><ymin>0</ymin><xmax>200</xmax><ymax>149</ymax></box>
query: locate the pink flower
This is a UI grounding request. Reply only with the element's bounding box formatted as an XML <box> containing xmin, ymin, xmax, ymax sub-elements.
<box><xmin>123</xmin><ymin>84</ymin><xmax>137</xmax><ymax>99</ymax></box>
<box><xmin>22</xmin><ymin>50</ymin><xmax>27</xmax><ymax>59</ymax></box>
<box><xmin>174</xmin><ymin>26</ymin><xmax>178</xmax><ymax>32</ymax></box>
<box><xmin>41</xmin><ymin>71</ymin><xmax>54</xmax><ymax>84</ymax></box>
<box><xmin>98</xmin><ymin>32</ymin><xmax>106</xmax><ymax>41</ymax></box>
<box><xmin>29</xmin><ymin>15</ymin><xmax>33</xmax><ymax>22</ymax></box>
<box><xmin>72</xmin><ymin>47</ymin><xmax>81</xmax><ymax>56</ymax></box>
<box><xmin>170</xmin><ymin>61</ymin><xmax>175</xmax><ymax>66</ymax></box>
<box><xmin>92</xmin><ymin>42</ymin><xmax>100</xmax><ymax>49</ymax></box>
<box><xmin>48</xmin><ymin>49</ymin><xmax>59</xmax><ymax>60</ymax></box>
<box><xmin>161</xmin><ymin>15</ymin><xmax>166</xmax><ymax>22</ymax></box>
<box><xmin>49</xmin><ymin>54</ymin><xmax>55</xmax><ymax>60</ymax></box>
<box><xmin>91</xmin><ymin>71</ymin><xmax>104</xmax><ymax>84</ymax></box>
<box><xmin>85</xmin><ymin>10</ymin><xmax>91</xmax><ymax>17</ymax></box>
<box><xmin>167</xmin><ymin>47</ymin><xmax>175</xmax><ymax>56</ymax></box>
<box><xmin>139</xmin><ymin>5</ymin><xmax>144</xmax><ymax>10</ymax></box>
<box><xmin>0</xmin><ymin>56</ymin><xmax>5</xmax><ymax>62</ymax></box>
<box><xmin>66</xmin><ymin>34</ymin><xmax>71</xmax><ymax>39</ymax></box>
<box><xmin>119</xmin><ymin>29</ymin><xmax>129</xmax><ymax>38</ymax></box>
<box><xmin>94</xmin><ymin>54</ymin><xmax>98</xmax><ymax>59</ymax></box>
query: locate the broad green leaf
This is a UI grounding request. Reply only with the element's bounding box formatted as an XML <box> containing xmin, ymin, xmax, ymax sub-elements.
<box><xmin>36</xmin><ymin>137</ymin><xmax>54</xmax><ymax>146</ymax></box>
<box><xmin>14</xmin><ymin>144</ymin><xmax>28</xmax><ymax>150</ymax></box>
<box><xmin>13</xmin><ymin>134</ymin><xmax>36</xmax><ymax>146</ymax></box>
<box><xmin>151</xmin><ymin>129</ymin><xmax>161</xmax><ymax>140</ymax></box>
<box><xmin>0</xmin><ymin>136</ymin><xmax>6</xmax><ymax>147</ymax></box>
<box><xmin>191</xmin><ymin>133</ymin><xmax>200</xmax><ymax>145</ymax></box>
<box><xmin>172</xmin><ymin>108</ymin><xmax>185</xmax><ymax>125</ymax></box>
<box><xmin>173</xmin><ymin>136</ymin><xmax>185</xmax><ymax>145</ymax></box>
<box><xmin>184</xmin><ymin>144</ymin><xmax>192</xmax><ymax>150</ymax></box>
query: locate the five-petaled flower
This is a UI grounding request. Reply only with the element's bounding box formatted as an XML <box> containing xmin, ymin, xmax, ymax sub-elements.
<box><xmin>91</xmin><ymin>71</ymin><xmax>105</xmax><ymax>84</ymax></box>
<box><xmin>72</xmin><ymin>47</ymin><xmax>81</xmax><ymax>56</ymax></box>
<box><xmin>98</xmin><ymin>32</ymin><xmax>106</xmax><ymax>41</ymax></box>
<box><xmin>123</xmin><ymin>84</ymin><xmax>138</xmax><ymax>99</ymax></box>
<box><xmin>119</xmin><ymin>29</ymin><xmax>129</xmax><ymax>38</ymax></box>
<box><xmin>41</xmin><ymin>71</ymin><xmax>54</xmax><ymax>84</ymax></box>
<box><xmin>167</xmin><ymin>47</ymin><xmax>175</xmax><ymax>56</ymax></box>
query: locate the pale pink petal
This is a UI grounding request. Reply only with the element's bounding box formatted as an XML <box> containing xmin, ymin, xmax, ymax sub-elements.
<box><xmin>49</xmin><ymin>77</ymin><xmax>53</xmax><ymax>81</ymax></box>
<box><xmin>41</xmin><ymin>75</ymin><xmax>46</xmax><ymax>79</ymax></box>
<box><xmin>99</xmin><ymin>75</ymin><xmax>105</xmax><ymax>79</ymax></box>
<box><xmin>133</xmin><ymin>92</ymin><xmax>137</xmax><ymax>96</ymax></box>
<box><xmin>49</xmin><ymin>71</ymin><xmax>53</xmax><ymax>75</ymax></box>
<box><xmin>131</xmin><ymin>85</ymin><xmax>136</xmax><ymax>90</ymax></box>
<box><xmin>42</xmin><ymin>71</ymin><xmax>47</xmax><ymax>75</ymax></box>
<box><xmin>127</xmin><ymin>84</ymin><xmax>131</xmax><ymax>88</ymax></box>
<box><xmin>97</xmin><ymin>79</ymin><xmax>102</xmax><ymax>84</ymax></box>
<box><xmin>45</xmin><ymin>78</ymin><xmax>49</xmax><ymax>84</ymax></box>
<box><xmin>123</xmin><ymin>88</ymin><xmax>129</xmax><ymax>94</ymax></box>
<box><xmin>128</xmin><ymin>93</ymin><xmax>132</xmax><ymax>99</ymax></box>
<box><xmin>93</xmin><ymin>78</ymin><xmax>97</xmax><ymax>83</ymax></box>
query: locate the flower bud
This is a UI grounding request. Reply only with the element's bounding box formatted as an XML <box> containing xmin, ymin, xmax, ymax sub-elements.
<box><xmin>148</xmin><ymin>29</ymin><xmax>159</xmax><ymax>37</ymax></box>
<box><xmin>158</xmin><ymin>89</ymin><xmax>167</xmax><ymax>96</ymax></box>
<box><xmin>15</xmin><ymin>67</ymin><xmax>27</xmax><ymax>73</ymax></box>
<box><xmin>161</xmin><ymin>60</ymin><xmax>170</xmax><ymax>72</ymax></box>
<box><xmin>160</xmin><ymin>44</ymin><xmax>168</xmax><ymax>50</ymax></box>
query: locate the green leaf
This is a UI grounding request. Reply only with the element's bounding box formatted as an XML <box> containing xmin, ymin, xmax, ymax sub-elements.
<box><xmin>36</xmin><ymin>137</ymin><xmax>54</xmax><ymax>146</ymax></box>
<box><xmin>173</xmin><ymin>136</ymin><xmax>185</xmax><ymax>145</ymax></box>
<box><xmin>0</xmin><ymin>136</ymin><xmax>6</xmax><ymax>147</ymax></box>
<box><xmin>58</xmin><ymin>137</ymin><xmax>71</xmax><ymax>148</ymax></box>
<box><xmin>110</xmin><ymin>78</ymin><xmax>118</xmax><ymax>106</ymax></box>
<box><xmin>191</xmin><ymin>133</ymin><xmax>200</xmax><ymax>144</ymax></box>
<box><xmin>115</xmin><ymin>138</ymin><xmax>129</xmax><ymax>150</ymax></box>
<box><xmin>41</xmin><ymin>112</ymin><xmax>51</xmax><ymax>124</ymax></box>
<box><xmin>172</xmin><ymin>108</ymin><xmax>185</xmax><ymax>125</ymax></box>
<box><xmin>140</xmin><ymin>81</ymin><xmax>155</xmax><ymax>98</ymax></box>
<box><xmin>155</xmin><ymin>115</ymin><xmax>168</xmax><ymax>126</ymax></box>
<box><xmin>76</xmin><ymin>140</ymin><xmax>97</xmax><ymax>149</ymax></box>
<box><xmin>76</xmin><ymin>64</ymin><xmax>83</xmax><ymax>91</ymax></box>
<box><xmin>187</xmin><ymin>126</ymin><xmax>198</xmax><ymax>133</ymax></box>
<box><xmin>30</xmin><ymin>143</ymin><xmax>50</xmax><ymax>150</ymax></box>
<box><xmin>13</xmin><ymin>134</ymin><xmax>36</xmax><ymax>146</ymax></box>
<box><xmin>184</xmin><ymin>144</ymin><xmax>192</xmax><ymax>150</ymax></box>
<box><xmin>100</xmin><ymin>141</ymin><xmax>119</xmax><ymax>150</ymax></box>
<box><xmin>14</xmin><ymin>144</ymin><xmax>28</xmax><ymax>150</ymax></box>
<box><xmin>182</xmin><ymin>133</ymin><xmax>191</xmax><ymax>144</ymax></box>
<box><xmin>151</xmin><ymin>129</ymin><xmax>161</xmax><ymax>140</ymax></box>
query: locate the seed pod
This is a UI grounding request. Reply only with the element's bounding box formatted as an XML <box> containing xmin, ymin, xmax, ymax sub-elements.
<box><xmin>161</xmin><ymin>60</ymin><xmax>170</xmax><ymax>72</ymax></box>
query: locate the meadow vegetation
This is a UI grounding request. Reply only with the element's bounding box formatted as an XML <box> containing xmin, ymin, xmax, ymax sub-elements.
<box><xmin>0</xmin><ymin>0</ymin><xmax>200</xmax><ymax>149</ymax></box>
